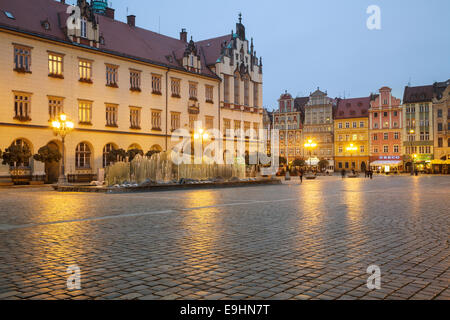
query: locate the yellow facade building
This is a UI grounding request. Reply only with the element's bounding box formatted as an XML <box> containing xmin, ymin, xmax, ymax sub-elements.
<box><xmin>334</xmin><ymin>97</ymin><xmax>371</xmax><ymax>172</ymax></box>
<box><xmin>0</xmin><ymin>0</ymin><xmax>263</xmax><ymax>183</ymax></box>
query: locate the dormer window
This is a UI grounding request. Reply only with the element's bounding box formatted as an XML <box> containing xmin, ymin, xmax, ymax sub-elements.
<box><xmin>80</xmin><ymin>19</ymin><xmax>87</xmax><ymax>38</ymax></box>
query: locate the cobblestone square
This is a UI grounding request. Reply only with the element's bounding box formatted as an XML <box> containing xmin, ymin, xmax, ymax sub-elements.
<box><xmin>0</xmin><ymin>176</ymin><xmax>449</xmax><ymax>300</ymax></box>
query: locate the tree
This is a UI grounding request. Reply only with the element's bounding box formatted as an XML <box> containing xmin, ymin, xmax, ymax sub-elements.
<box><xmin>318</xmin><ymin>159</ymin><xmax>330</xmax><ymax>171</ymax></box>
<box><xmin>292</xmin><ymin>159</ymin><xmax>306</xmax><ymax>167</ymax></box>
<box><xmin>145</xmin><ymin>150</ymin><xmax>161</xmax><ymax>158</ymax></box>
<box><xmin>279</xmin><ymin>156</ymin><xmax>287</xmax><ymax>167</ymax></box>
<box><xmin>127</xmin><ymin>148</ymin><xmax>143</xmax><ymax>162</ymax></box>
<box><xmin>2</xmin><ymin>144</ymin><xmax>31</xmax><ymax>166</ymax></box>
<box><xmin>33</xmin><ymin>145</ymin><xmax>62</xmax><ymax>163</ymax></box>
<box><xmin>107</xmin><ymin>148</ymin><xmax>126</xmax><ymax>163</ymax></box>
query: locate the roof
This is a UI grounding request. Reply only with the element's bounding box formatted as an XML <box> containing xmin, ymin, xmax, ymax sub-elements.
<box><xmin>0</xmin><ymin>0</ymin><xmax>228</xmax><ymax>79</ymax></box>
<box><xmin>335</xmin><ymin>97</ymin><xmax>371</xmax><ymax>119</ymax></box>
<box><xmin>294</xmin><ymin>97</ymin><xmax>309</xmax><ymax>112</ymax></box>
<box><xmin>433</xmin><ymin>79</ymin><xmax>450</xmax><ymax>101</ymax></box>
<box><xmin>403</xmin><ymin>85</ymin><xmax>434</xmax><ymax>103</ymax></box>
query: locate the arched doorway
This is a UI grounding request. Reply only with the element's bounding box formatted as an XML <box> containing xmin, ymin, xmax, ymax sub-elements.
<box><xmin>361</xmin><ymin>161</ymin><xmax>366</xmax><ymax>172</ymax></box>
<box><xmin>45</xmin><ymin>141</ymin><xmax>60</xmax><ymax>183</ymax></box>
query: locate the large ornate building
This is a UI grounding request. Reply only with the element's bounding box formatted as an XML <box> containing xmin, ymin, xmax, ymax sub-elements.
<box><xmin>302</xmin><ymin>88</ymin><xmax>335</xmax><ymax>169</ymax></box>
<box><xmin>272</xmin><ymin>92</ymin><xmax>304</xmax><ymax>161</ymax></box>
<box><xmin>334</xmin><ymin>97</ymin><xmax>370</xmax><ymax>172</ymax></box>
<box><xmin>368</xmin><ymin>87</ymin><xmax>403</xmax><ymax>172</ymax></box>
<box><xmin>431</xmin><ymin>79</ymin><xmax>450</xmax><ymax>173</ymax></box>
<box><xmin>402</xmin><ymin>85</ymin><xmax>434</xmax><ymax>172</ymax></box>
<box><xmin>0</xmin><ymin>0</ymin><xmax>263</xmax><ymax>182</ymax></box>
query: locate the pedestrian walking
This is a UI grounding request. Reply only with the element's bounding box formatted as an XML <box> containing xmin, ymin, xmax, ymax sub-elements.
<box><xmin>299</xmin><ymin>170</ymin><xmax>303</xmax><ymax>183</ymax></box>
<box><xmin>341</xmin><ymin>169</ymin><xmax>346</xmax><ymax>179</ymax></box>
<box><xmin>369</xmin><ymin>170</ymin><xmax>373</xmax><ymax>179</ymax></box>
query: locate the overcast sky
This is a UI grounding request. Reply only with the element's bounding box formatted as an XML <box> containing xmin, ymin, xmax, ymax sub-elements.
<box><xmin>97</xmin><ymin>0</ymin><xmax>449</xmax><ymax>109</ymax></box>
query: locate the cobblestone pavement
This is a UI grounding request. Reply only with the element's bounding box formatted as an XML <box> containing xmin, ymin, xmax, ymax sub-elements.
<box><xmin>0</xmin><ymin>175</ymin><xmax>449</xmax><ymax>300</ymax></box>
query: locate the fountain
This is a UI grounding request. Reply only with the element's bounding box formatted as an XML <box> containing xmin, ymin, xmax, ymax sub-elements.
<box><xmin>105</xmin><ymin>152</ymin><xmax>247</xmax><ymax>187</ymax></box>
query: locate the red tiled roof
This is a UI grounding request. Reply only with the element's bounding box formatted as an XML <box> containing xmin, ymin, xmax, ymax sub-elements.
<box><xmin>403</xmin><ymin>85</ymin><xmax>434</xmax><ymax>103</ymax></box>
<box><xmin>0</xmin><ymin>0</ymin><xmax>224</xmax><ymax>79</ymax></box>
<box><xmin>335</xmin><ymin>97</ymin><xmax>371</xmax><ymax>119</ymax></box>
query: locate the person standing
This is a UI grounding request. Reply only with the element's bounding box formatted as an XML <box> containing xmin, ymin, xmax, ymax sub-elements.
<box><xmin>299</xmin><ymin>169</ymin><xmax>303</xmax><ymax>183</ymax></box>
<box><xmin>341</xmin><ymin>169</ymin><xmax>346</xmax><ymax>179</ymax></box>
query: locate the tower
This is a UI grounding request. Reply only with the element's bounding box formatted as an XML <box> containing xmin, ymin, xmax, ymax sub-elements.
<box><xmin>91</xmin><ymin>0</ymin><xmax>107</xmax><ymax>15</ymax></box>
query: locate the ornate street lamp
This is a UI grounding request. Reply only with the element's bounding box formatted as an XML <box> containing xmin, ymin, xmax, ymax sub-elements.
<box><xmin>194</xmin><ymin>128</ymin><xmax>209</xmax><ymax>163</ymax></box>
<box><xmin>304</xmin><ymin>139</ymin><xmax>317</xmax><ymax>172</ymax></box>
<box><xmin>52</xmin><ymin>113</ymin><xmax>74</xmax><ymax>185</ymax></box>
<box><xmin>346</xmin><ymin>143</ymin><xmax>358</xmax><ymax>169</ymax></box>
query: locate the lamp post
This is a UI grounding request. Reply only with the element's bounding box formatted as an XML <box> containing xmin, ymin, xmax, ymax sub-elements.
<box><xmin>194</xmin><ymin>128</ymin><xmax>209</xmax><ymax>164</ymax></box>
<box><xmin>409</xmin><ymin>129</ymin><xmax>415</xmax><ymax>175</ymax></box>
<box><xmin>304</xmin><ymin>139</ymin><xmax>317</xmax><ymax>172</ymax></box>
<box><xmin>412</xmin><ymin>153</ymin><xmax>417</xmax><ymax>175</ymax></box>
<box><xmin>346</xmin><ymin>143</ymin><xmax>358</xmax><ymax>170</ymax></box>
<box><xmin>51</xmin><ymin>113</ymin><xmax>74</xmax><ymax>185</ymax></box>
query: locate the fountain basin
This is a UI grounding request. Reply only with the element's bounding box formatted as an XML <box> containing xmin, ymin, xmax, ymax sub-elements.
<box><xmin>53</xmin><ymin>178</ymin><xmax>281</xmax><ymax>193</ymax></box>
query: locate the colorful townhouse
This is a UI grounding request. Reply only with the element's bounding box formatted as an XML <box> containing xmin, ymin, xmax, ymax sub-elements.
<box><xmin>368</xmin><ymin>87</ymin><xmax>403</xmax><ymax>173</ymax></box>
<box><xmin>334</xmin><ymin>97</ymin><xmax>370</xmax><ymax>172</ymax></box>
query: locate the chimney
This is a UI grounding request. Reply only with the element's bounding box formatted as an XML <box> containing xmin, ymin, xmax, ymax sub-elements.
<box><xmin>127</xmin><ymin>15</ymin><xmax>136</xmax><ymax>27</ymax></box>
<box><xmin>180</xmin><ymin>28</ymin><xmax>187</xmax><ymax>42</ymax></box>
<box><xmin>105</xmin><ymin>7</ymin><xmax>115</xmax><ymax>19</ymax></box>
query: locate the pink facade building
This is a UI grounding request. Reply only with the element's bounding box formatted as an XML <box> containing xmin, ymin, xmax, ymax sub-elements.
<box><xmin>369</xmin><ymin>87</ymin><xmax>403</xmax><ymax>172</ymax></box>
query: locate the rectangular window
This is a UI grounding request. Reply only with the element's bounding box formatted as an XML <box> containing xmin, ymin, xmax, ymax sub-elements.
<box><xmin>14</xmin><ymin>45</ymin><xmax>32</xmax><ymax>72</ymax></box>
<box><xmin>152</xmin><ymin>74</ymin><xmax>162</xmax><ymax>94</ymax></box>
<box><xmin>205</xmin><ymin>116</ymin><xmax>214</xmax><ymax>129</ymax></box>
<box><xmin>48</xmin><ymin>52</ymin><xmax>64</xmax><ymax>77</ymax></box>
<box><xmin>359</xmin><ymin>121</ymin><xmax>364</xmax><ymax>128</ymax></box>
<box><xmin>106</xmin><ymin>64</ymin><xmax>118</xmax><ymax>87</ymax></box>
<box><xmin>224</xmin><ymin>118</ymin><xmax>231</xmax><ymax>136</ymax></box>
<box><xmin>394</xmin><ymin>132</ymin><xmax>399</xmax><ymax>140</ymax></box>
<box><xmin>373</xmin><ymin>147</ymin><xmax>378</xmax><ymax>153</ymax></box>
<box><xmin>205</xmin><ymin>85</ymin><xmax>214</xmax><ymax>103</ymax></box>
<box><xmin>80</xmin><ymin>19</ymin><xmax>87</xmax><ymax>38</ymax></box>
<box><xmin>253</xmin><ymin>122</ymin><xmax>259</xmax><ymax>139</ymax></box>
<box><xmin>130</xmin><ymin>70</ymin><xmax>141</xmax><ymax>91</ymax></box>
<box><xmin>234</xmin><ymin>120</ymin><xmax>241</xmax><ymax>132</ymax></box>
<box><xmin>130</xmin><ymin>107</ymin><xmax>141</xmax><ymax>129</ymax></box>
<box><xmin>345</xmin><ymin>122</ymin><xmax>350</xmax><ymax>128</ymax></box>
<box><xmin>170</xmin><ymin>112</ymin><xmax>180</xmax><ymax>131</ymax></box>
<box><xmin>106</xmin><ymin>104</ymin><xmax>118</xmax><ymax>127</ymax></box>
<box><xmin>244</xmin><ymin>121</ymin><xmax>251</xmax><ymax>137</ymax></box>
<box><xmin>338</xmin><ymin>122</ymin><xmax>342</xmax><ymax>129</ymax></box>
<box><xmin>394</xmin><ymin>145</ymin><xmax>399</xmax><ymax>153</ymax></box>
<box><xmin>338</xmin><ymin>146</ymin><xmax>343</xmax><ymax>153</ymax></box>
<box><xmin>189</xmin><ymin>115</ymin><xmax>197</xmax><ymax>130</ymax></box>
<box><xmin>48</xmin><ymin>96</ymin><xmax>64</xmax><ymax>121</ymax></box>
<box><xmin>353</xmin><ymin>122</ymin><xmax>357</xmax><ymax>128</ymax></box>
<box><xmin>13</xmin><ymin>92</ymin><xmax>31</xmax><ymax>121</ymax></box>
<box><xmin>437</xmin><ymin>123</ymin><xmax>443</xmax><ymax>131</ymax></box>
<box><xmin>79</xmin><ymin>59</ymin><xmax>92</xmax><ymax>82</ymax></box>
<box><xmin>151</xmin><ymin>110</ymin><xmax>162</xmax><ymax>130</ymax></box>
<box><xmin>78</xmin><ymin>100</ymin><xmax>92</xmax><ymax>124</ymax></box>
<box><xmin>253</xmin><ymin>82</ymin><xmax>259</xmax><ymax>107</ymax></box>
<box><xmin>171</xmin><ymin>78</ymin><xmax>181</xmax><ymax>97</ymax></box>
<box><xmin>384</xmin><ymin>133</ymin><xmax>389</xmax><ymax>140</ymax></box>
<box><xmin>360</xmin><ymin>145</ymin><xmax>365</xmax><ymax>153</ymax></box>
<box><xmin>373</xmin><ymin>134</ymin><xmax>378</xmax><ymax>141</ymax></box>
<box><xmin>189</xmin><ymin>82</ymin><xmax>198</xmax><ymax>100</ymax></box>
<box><xmin>383</xmin><ymin>145</ymin><xmax>389</xmax><ymax>153</ymax></box>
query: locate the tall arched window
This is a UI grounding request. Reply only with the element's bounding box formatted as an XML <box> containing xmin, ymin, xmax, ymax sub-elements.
<box><xmin>76</xmin><ymin>143</ymin><xmax>91</xmax><ymax>169</ymax></box>
<box><xmin>234</xmin><ymin>74</ymin><xmax>240</xmax><ymax>105</ymax></box>
<box><xmin>102</xmin><ymin>143</ymin><xmax>116</xmax><ymax>168</ymax></box>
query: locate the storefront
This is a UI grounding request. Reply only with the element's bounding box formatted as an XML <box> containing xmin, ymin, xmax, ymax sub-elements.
<box><xmin>369</xmin><ymin>156</ymin><xmax>402</xmax><ymax>173</ymax></box>
<box><xmin>431</xmin><ymin>159</ymin><xmax>450</xmax><ymax>174</ymax></box>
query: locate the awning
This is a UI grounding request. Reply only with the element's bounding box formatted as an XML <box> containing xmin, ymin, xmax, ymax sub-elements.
<box><xmin>431</xmin><ymin>160</ymin><xmax>450</xmax><ymax>165</ymax></box>
<box><xmin>370</xmin><ymin>160</ymin><xmax>402</xmax><ymax>166</ymax></box>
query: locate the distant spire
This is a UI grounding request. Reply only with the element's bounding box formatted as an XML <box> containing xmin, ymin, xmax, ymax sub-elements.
<box><xmin>238</xmin><ymin>12</ymin><xmax>242</xmax><ymax>24</ymax></box>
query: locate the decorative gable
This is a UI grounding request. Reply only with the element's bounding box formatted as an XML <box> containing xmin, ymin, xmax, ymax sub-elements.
<box><xmin>182</xmin><ymin>38</ymin><xmax>201</xmax><ymax>73</ymax></box>
<box><xmin>66</xmin><ymin>0</ymin><xmax>100</xmax><ymax>48</ymax></box>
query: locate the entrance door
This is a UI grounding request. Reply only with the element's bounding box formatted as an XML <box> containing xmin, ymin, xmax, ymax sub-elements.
<box><xmin>45</xmin><ymin>142</ymin><xmax>60</xmax><ymax>183</ymax></box>
<box><xmin>361</xmin><ymin>161</ymin><xmax>366</xmax><ymax>172</ymax></box>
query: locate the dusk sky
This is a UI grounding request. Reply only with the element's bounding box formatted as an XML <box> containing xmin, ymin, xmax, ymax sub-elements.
<box><xmin>91</xmin><ymin>0</ymin><xmax>450</xmax><ymax>109</ymax></box>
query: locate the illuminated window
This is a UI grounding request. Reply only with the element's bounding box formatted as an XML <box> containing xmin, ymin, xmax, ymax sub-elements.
<box><xmin>48</xmin><ymin>52</ymin><xmax>64</xmax><ymax>77</ymax></box>
<box><xmin>76</xmin><ymin>143</ymin><xmax>91</xmax><ymax>169</ymax></box>
<box><xmin>48</xmin><ymin>96</ymin><xmax>64</xmax><ymax>121</ymax></box>
<box><xmin>79</xmin><ymin>59</ymin><xmax>92</xmax><ymax>82</ymax></box>
<box><xmin>13</xmin><ymin>92</ymin><xmax>31</xmax><ymax>121</ymax></box>
<box><xmin>78</xmin><ymin>100</ymin><xmax>92</xmax><ymax>124</ymax></box>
